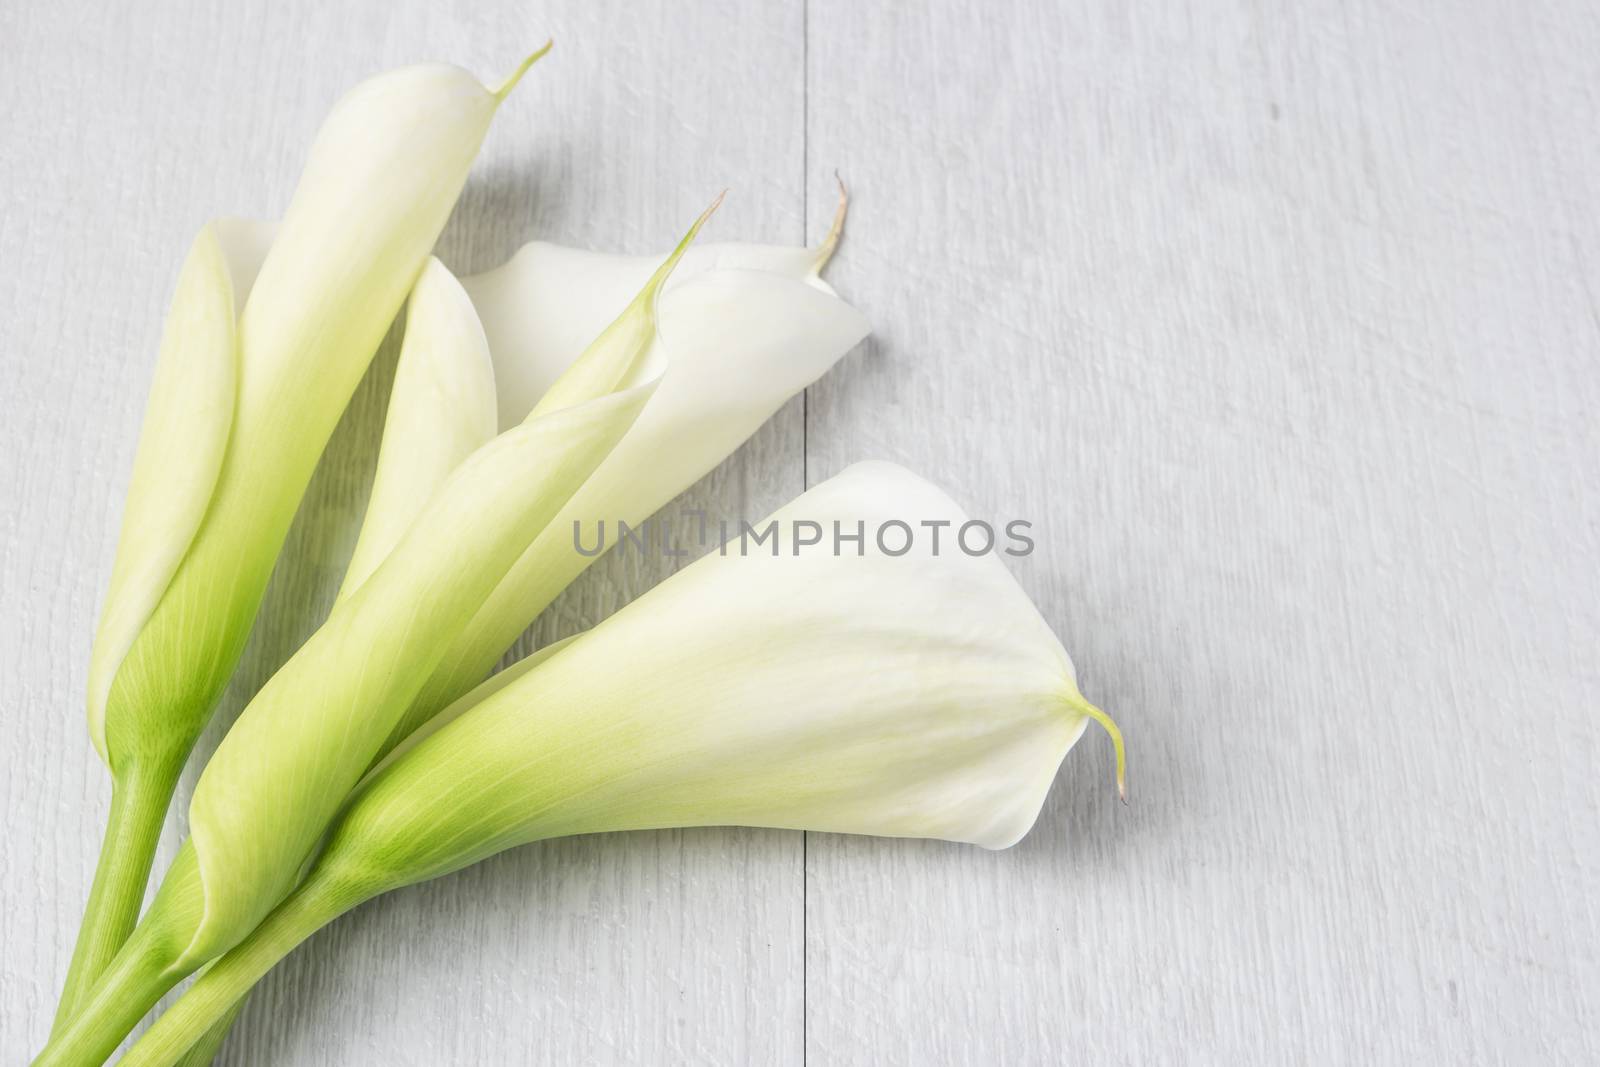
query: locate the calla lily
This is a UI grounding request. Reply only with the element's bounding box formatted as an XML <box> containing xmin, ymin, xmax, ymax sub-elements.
<box><xmin>56</xmin><ymin>53</ymin><xmax>545</xmax><ymax>1031</ymax></box>
<box><xmin>116</xmin><ymin>461</ymin><xmax>1125</xmax><ymax>1066</ymax></box>
<box><xmin>33</xmin><ymin>206</ymin><xmax>703</xmax><ymax>1067</ymax></box>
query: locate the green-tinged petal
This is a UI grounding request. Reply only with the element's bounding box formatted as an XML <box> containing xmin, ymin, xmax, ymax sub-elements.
<box><xmin>363</xmin><ymin>634</ymin><xmax>578</xmax><ymax>781</ymax></box>
<box><xmin>527</xmin><ymin>192</ymin><xmax>723</xmax><ymax>419</ymax></box>
<box><xmin>335</xmin><ymin>462</ymin><xmax>1109</xmax><ymax>899</ymax></box>
<box><xmin>86</xmin><ymin>223</ymin><xmax>239</xmax><ymax>762</ymax></box>
<box><xmin>337</xmin><ymin>258</ymin><xmax>497</xmax><ymax>601</ymax></box>
<box><xmin>183</xmin><ymin>375</ymin><xmax>655</xmax><ymax>966</ymax></box>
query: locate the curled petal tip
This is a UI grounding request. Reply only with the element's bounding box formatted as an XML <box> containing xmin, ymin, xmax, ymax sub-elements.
<box><xmin>650</xmin><ymin>192</ymin><xmax>726</xmax><ymax>292</ymax></box>
<box><xmin>812</xmin><ymin>172</ymin><xmax>849</xmax><ymax>276</ymax></box>
<box><xmin>694</xmin><ymin>189</ymin><xmax>729</xmax><ymax>233</ymax></box>
<box><xmin>1066</xmin><ymin>691</ymin><xmax>1127</xmax><ymax>806</ymax></box>
<box><xmin>493</xmin><ymin>40</ymin><xmax>553</xmax><ymax>101</ymax></box>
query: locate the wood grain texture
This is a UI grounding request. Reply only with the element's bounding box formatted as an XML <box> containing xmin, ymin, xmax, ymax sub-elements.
<box><xmin>2</xmin><ymin>0</ymin><xmax>1598</xmax><ymax>1064</ymax></box>
<box><xmin>802</xmin><ymin>1</ymin><xmax>1600</xmax><ymax>1064</ymax></box>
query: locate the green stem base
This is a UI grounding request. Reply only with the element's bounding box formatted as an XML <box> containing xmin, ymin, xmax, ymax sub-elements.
<box><xmin>35</xmin><ymin>843</ymin><xmax>207</xmax><ymax>1066</ymax></box>
<box><xmin>50</xmin><ymin>764</ymin><xmax>179</xmax><ymax>1035</ymax></box>
<box><xmin>33</xmin><ymin>908</ymin><xmax>187</xmax><ymax>1067</ymax></box>
<box><xmin>121</xmin><ymin>879</ymin><xmax>346</xmax><ymax>1067</ymax></box>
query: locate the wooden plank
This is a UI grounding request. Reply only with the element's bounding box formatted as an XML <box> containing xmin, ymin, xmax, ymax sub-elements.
<box><xmin>802</xmin><ymin>0</ymin><xmax>1600</xmax><ymax>1062</ymax></box>
<box><xmin>9</xmin><ymin>0</ymin><xmax>1600</xmax><ymax>1062</ymax></box>
<box><xmin>0</xmin><ymin>2</ymin><xmax>809</xmax><ymax>1062</ymax></box>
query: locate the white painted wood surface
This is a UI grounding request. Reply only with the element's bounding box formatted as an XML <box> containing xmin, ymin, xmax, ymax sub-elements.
<box><xmin>3</xmin><ymin>0</ymin><xmax>1597</xmax><ymax>1063</ymax></box>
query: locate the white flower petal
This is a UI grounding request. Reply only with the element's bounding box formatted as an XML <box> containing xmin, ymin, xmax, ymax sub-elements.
<box><xmin>337</xmin><ymin>258</ymin><xmax>497</xmax><ymax>602</ymax></box>
<box><xmin>461</xmin><ymin>237</ymin><xmax>841</xmax><ymax>429</ymax></box>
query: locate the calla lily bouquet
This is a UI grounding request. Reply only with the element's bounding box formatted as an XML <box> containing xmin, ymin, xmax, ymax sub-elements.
<box><xmin>37</xmin><ymin>48</ymin><xmax>1124</xmax><ymax>1067</ymax></box>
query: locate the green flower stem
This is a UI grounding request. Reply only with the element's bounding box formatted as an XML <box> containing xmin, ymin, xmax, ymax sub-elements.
<box><xmin>50</xmin><ymin>761</ymin><xmax>179</xmax><ymax>1035</ymax></box>
<box><xmin>119</xmin><ymin>876</ymin><xmax>349</xmax><ymax>1067</ymax></box>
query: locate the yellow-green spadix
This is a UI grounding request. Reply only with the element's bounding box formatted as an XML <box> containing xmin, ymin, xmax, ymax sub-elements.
<box><xmin>52</xmin><ymin>51</ymin><xmax>548</xmax><ymax>1035</ymax></box>
<box><xmin>116</xmin><ymin>461</ymin><xmax>1125</xmax><ymax>1066</ymax></box>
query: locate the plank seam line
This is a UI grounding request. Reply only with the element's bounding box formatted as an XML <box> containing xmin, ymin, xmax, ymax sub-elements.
<box><xmin>800</xmin><ymin>0</ymin><xmax>811</xmax><ymax>1062</ymax></box>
